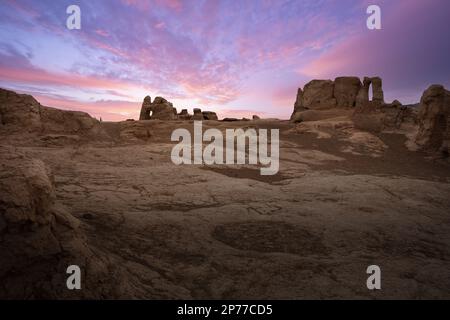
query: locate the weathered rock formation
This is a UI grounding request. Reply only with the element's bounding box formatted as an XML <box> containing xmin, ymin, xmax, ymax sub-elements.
<box><xmin>290</xmin><ymin>76</ymin><xmax>416</xmax><ymax>132</ymax></box>
<box><xmin>0</xmin><ymin>88</ymin><xmax>107</xmax><ymax>140</ymax></box>
<box><xmin>119</xmin><ymin>121</ymin><xmax>153</xmax><ymax>141</ymax></box>
<box><xmin>0</xmin><ymin>146</ymin><xmax>114</xmax><ymax>298</ymax></box>
<box><xmin>202</xmin><ymin>111</ymin><xmax>218</xmax><ymax>120</ymax></box>
<box><xmin>291</xmin><ymin>80</ymin><xmax>337</xmax><ymax>116</ymax></box>
<box><xmin>192</xmin><ymin>108</ymin><xmax>203</xmax><ymax>121</ymax></box>
<box><xmin>0</xmin><ymin>89</ymin><xmax>41</xmax><ymax>129</ymax></box>
<box><xmin>352</xmin><ymin>100</ymin><xmax>417</xmax><ymax>133</ymax></box>
<box><xmin>415</xmin><ymin>85</ymin><xmax>450</xmax><ymax>155</ymax></box>
<box><xmin>177</xmin><ymin>109</ymin><xmax>191</xmax><ymax>120</ymax></box>
<box><xmin>139</xmin><ymin>96</ymin><xmax>218</xmax><ymax>121</ymax></box>
<box><xmin>291</xmin><ymin>76</ymin><xmax>385</xmax><ymax>121</ymax></box>
<box><xmin>292</xmin><ymin>88</ymin><xmax>304</xmax><ymax>115</ymax></box>
<box><xmin>334</xmin><ymin>77</ymin><xmax>362</xmax><ymax>108</ymax></box>
<box><xmin>290</xmin><ymin>78</ymin><xmax>449</xmax><ymax>157</ymax></box>
<box><xmin>350</xmin><ymin>77</ymin><xmax>422</xmax><ymax>133</ymax></box>
<box><xmin>139</xmin><ymin>96</ymin><xmax>177</xmax><ymax>120</ymax></box>
<box><xmin>139</xmin><ymin>96</ymin><xmax>152</xmax><ymax>120</ymax></box>
<box><xmin>355</xmin><ymin>77</ymin><xmax>384</xmax><ymax>107</ymax></box>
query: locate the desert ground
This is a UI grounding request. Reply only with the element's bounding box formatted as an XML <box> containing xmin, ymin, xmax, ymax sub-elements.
<box><xmin>2</xmin><ymin>101</ymin><xmax>450</xmax><ymax>299</ymax></box>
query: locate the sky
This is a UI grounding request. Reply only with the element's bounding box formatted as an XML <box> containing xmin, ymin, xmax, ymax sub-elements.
<box><xmin>0</xmin><ymin>0</ymin><xmax>449</xmax><ymax>120</ymax></box>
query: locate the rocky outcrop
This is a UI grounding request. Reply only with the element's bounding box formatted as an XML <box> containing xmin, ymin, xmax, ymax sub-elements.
<box><xmin>252</xmin><ymin>115</ymin><xmax>261</xmax><ymax>120</ymax></box>
<box><xmin>291</xmin><ymin>76</ymin><xmax>385</xmax><ymax>120</ymax></box>
<box><xmin>138</xmin><ymin>95</ymin><xmax>219</xmax><ymax>121</ymax></box>
<box><xmin>119</xmin><ymin>121</ymin><xmax>152</xmax><ymax>141</ymax></box>
<box><xmin>350</xmin><ymin>77</ymin><xmax>423</xmax><ymax>132</ymax></box>
<box><xmin>40</xmin><ymin>107</ymin><xmax>103</xmax><ymax>135</ymax></box>
<box><xmin>192</xmin><ymin>108</ymin><xmax>203</xmax><ymax>121</ymax></box>
<box><xmin>355</xmin><ymin>77</ymin><xmax>384</xmax><ymax>107</ymax></box>
<box><xmin>178</xmin><ymin>109</ymin><xmax>191</xmax><ymax>120</ymax></box>
<box><xmin>299</xmin><ymin>80</ymin><xmax>337</xmax><ymax>111</ymax></box>
<box><xmin>139</xmin><ymin>96</ymin><xmax>152</xmax><ymax>120</ymax></box>
<box><xmin>0</xmin><ymin>146</ymin><xmax>113</xmax><ymax>299</ymax></box>
<box><xmin>289</xmin><ymin>77</ymin><xmax>421</xmax><ymax>133</ymax></box>
<box><xmin>291</xmin><ymin>88</ymin><xmax>305</xmax><ymax>117</ymax></box>
<box><xmin>291</xmin><ymin>76</ymin><xmax>386</xmax><ymax>118</ymax></box>
<box><xmin>202</xmin><ymin>111</ymin><xmax>218</xmax><ymax>121</ymax></box>
<box><xmin>139</xmin><ymin>96</ymin><xmax>177</xmax><ymax>120</ymax></box>
<box><xmin>0</xmin><ymin>88</ymin><xmax>105</xmax><ymax>138</ymax></box>
<box><xmin>0</xmin><ymin>89</ymin><xmax>41</xmax><ymax>129</ymax></box>
<box><xmin>415</xmin><ymin>85</ymin><xmax>450</xmax><ymax>155</ymax></box>
<box><xmin>352</xmin><ymin>101</ymin><xmax>416</xmax><ymax>133</ymax></box>
<box><xmin>334</xmin><ymin>77</ymin><xmax>362</xmax><ymax>108</ymax></box>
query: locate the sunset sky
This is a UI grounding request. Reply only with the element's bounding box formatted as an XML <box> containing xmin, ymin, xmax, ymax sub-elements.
<box><xmin>0</xmin><ymin>0</ymin><xmax>449</xmax><ymax>120</ymax></box>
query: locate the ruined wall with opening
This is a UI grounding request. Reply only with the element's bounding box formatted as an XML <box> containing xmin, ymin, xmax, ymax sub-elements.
<box><xmin>291</xmin><ymin>76</ymin><xmax>386</xmax><ymax>120</ymax></box>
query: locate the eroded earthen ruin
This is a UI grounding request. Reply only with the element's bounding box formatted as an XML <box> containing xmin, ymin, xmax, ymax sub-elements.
<box><xmin>291</xmin><ymin>77</ymin><xmax>449</xmax><ymax>157</ymax></box>
<box><xmin>291</xmin><ymin>76</ymin><xmax>385</xmax><ymax>119</ymax></box>
<box><xmin>139</xmin><ymin>96</ymin><xmax>177</xmax><ymax>121</ymax></box>
<box><xmin>139</xmin><ymin>96</ymin><xmax>218</xmax><ymax>121</ymax></box>
<box><xmin>415</xmin><ymin>85</ymin><xmax>450</xmax><ymax>155</ymax></box>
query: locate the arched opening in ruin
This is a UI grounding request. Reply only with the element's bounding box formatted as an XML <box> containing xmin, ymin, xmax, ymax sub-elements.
<box><xmin>149</xmin><ymin>110</ymin><xmax>153</xmax><ymax>118</ymax></box>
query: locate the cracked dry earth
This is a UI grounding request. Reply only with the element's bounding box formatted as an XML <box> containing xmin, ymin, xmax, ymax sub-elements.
<box><xmin>3</xmin><ymin>119</ymin><xmax>450</xmax><ymax>299</ymax></box>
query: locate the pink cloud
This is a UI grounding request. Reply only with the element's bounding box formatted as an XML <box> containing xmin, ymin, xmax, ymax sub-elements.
<box><xmin>154</xmin><ymin>21</ymin><xmax>166</xmax><ymax>30</ymax></box>
<box><xmin>0</xmin><ymin>63</ymin><xmax>143</xmax><ymax>93</ymax></box>
<box><xmin>34</xmin><ymin>94</ymin><xmax>140</xmax><ymax>121</ymax></box>
<box><xmin>94</xmin><ymin>29</ymin><xmax>110</xmax><ymax>37</ymax></box>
